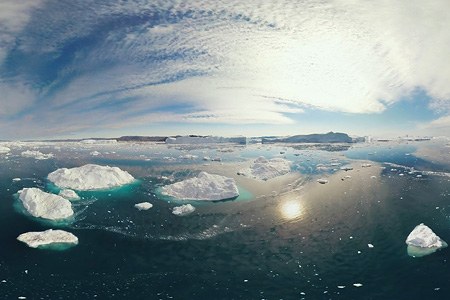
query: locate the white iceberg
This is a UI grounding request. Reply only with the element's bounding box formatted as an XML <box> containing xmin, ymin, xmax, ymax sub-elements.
<box><xmin>161</xmin><ymin>172</ymin><xmax>239</xmax><ymax>201</ymax></box>
<box><xmin>47</xmin><ymin>164</ymin><xmax>135</xmax><ymax>191</ymax></box>
<box><xmin>21</xmin><ymin>150</ymin><xmax>54</xmax><ymax>160</ymax></box>
<box><xmin>58</xmin><ymin>189</ymin><xmax>80</xmax><ymax>200</ymax></box>
<box><xmin>240</xmin><ymin>156</ymin><xmax>291</xmax><ymax>181</ymax></box>
<box><xmin>172</xmin><ymin>204</ymin><xmax>196</xmax><ymax>216</ymax></box>
<box><xmin>0</xmin><ymin>146</ymin><xmax>10</xmax><ymax>154</ymax></box>
<box><xmin>406</xmin><ymin>223</ymin><xmax>448</xmax><ymax>257</ymax></box>
<box><xmin>134</xmin><ymin>202</ymin><xmax>153</xmax><ymax>210</ymax></box>
<box><xmin>18</xmin><ymin>188</ymin><xmax>74</xmax><ymax>220</ymax></box>
<box><xmin>17</xmin><ymin>229</ymin><xmax>78</xmax><ymax>249</ymax></box>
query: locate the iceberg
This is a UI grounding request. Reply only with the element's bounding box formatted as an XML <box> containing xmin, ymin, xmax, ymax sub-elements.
<box><xmin>240</xmin><ymin>156</ymin><xmax>291</xmax><ymax>181</ymax></box>
<box><xmin>134</xmin><ymin>202</ymin><xmax>153</xmax><ymax>210</ymax></box>
<box><xmin>161</xmin><ymin>172</ymin><xmax>239</xmax><ymax>201</ymax></box>
<box><xmin>58</xmin><ymin>189</ymin><xmax>80</xmax><ymax>200</ymax></box>
<box><xmin>406</xmin><ymin>223</ymin><xmax>448</xmax><ymax>257</ymax></box>
<box><xmin>18</xmin><ymin>188</ymin><xmax>74</xmax><ymax>220</ymax></box>
<box><xmin>21</xmin><ymin>150</ymin><xmax>54</xmax><ymax>160</ymax></box>
<box><xmin>0</xmin><ymin>146</ymin><xmax>10</xmax><ymax>154</ymax></box>
<box><xmin>17</xmin><ymin>229</ymin><xmax>78</xmax><ymax>249</ymax></box>
<box><xmin>47</xmin><ymin>164</ymin><xmax>135</xmax><ymax>191</ymax></box>
<box><xmin>172</xmin><ymin>204</ymin><xmax>196</xmax><ymax>216</ymax></box>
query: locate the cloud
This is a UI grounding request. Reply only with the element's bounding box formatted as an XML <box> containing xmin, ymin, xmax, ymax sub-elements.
<box><xmin>1</xmin><ymin>0</ymin><xmax>450</xmax><ymax>138</ymax></box>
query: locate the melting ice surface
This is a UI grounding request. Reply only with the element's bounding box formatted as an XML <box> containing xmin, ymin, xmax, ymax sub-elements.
<box><xmin>1</xmin><ymin>139</ymin><xmax>450</xmax><ymax>299</ymax></box>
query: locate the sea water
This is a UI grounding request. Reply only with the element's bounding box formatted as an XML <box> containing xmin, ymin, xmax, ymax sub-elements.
<box><xmin>1</xmin><ymin>140</ymin><xmax>450</xmax><ymax>299</ymax></box>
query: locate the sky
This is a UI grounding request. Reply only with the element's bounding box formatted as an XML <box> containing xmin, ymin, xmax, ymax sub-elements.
<box><xmin>0</xmin><ymin>0</ymin><xmax>450</xmax><ymax>140</ymax></box>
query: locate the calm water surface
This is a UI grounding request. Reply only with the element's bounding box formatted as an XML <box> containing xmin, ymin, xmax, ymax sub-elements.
<box><xmin>1</xmin><ymin>140</ymin><xmax>450</xmax><ymax>299</ymax></box>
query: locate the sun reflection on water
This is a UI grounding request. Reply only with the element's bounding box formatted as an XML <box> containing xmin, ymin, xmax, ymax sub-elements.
<box><xmin>279</xmin><ymin>199</ymin><xmax>303</xmax><ymax>220</ymax></box>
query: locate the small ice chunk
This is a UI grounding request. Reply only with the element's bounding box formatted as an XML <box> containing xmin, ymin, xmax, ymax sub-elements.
<box><xmin>21</xmin><ymin>150</ymin><xmax>54</xmax><ymax>160</ymax></box>
<box><xmin>90</xmin><ymin>151</ymin><xmax>101</xmax><ymax>156</ymax></box>
<box><xmin>12</xmin><ymin>178</ymin><xmax>21</xmax><ymax>182</ymax></box>
<box><xmin>17</xmin><ymin>229</ymin><xmax>78</xmax><ymax>249</ymax></box>
<box><xmin>58</xmin><ymin>189</ymin><xmax>80</xmax><ymax>200</ymax></box>
<box><xmin>370</xmin><ymin>176</ymin><xmax>377</xmax><ymax>179</ymax></box>
<box><xmin>0</xmin><ymin>146</ymin><xmax>11</xmax><ymax>154</ymax></box>
<box><xmin>134</xmin><ymin>202</ymin><xmax>153</xmax><ymax>211</ymax></box>
<box><xmin>172</xmin><ymin>204</ymin><xmax>195</xmax><ymax>216</ymax></box>
<box><xmin>368</xmin><ymin>243</ymin><xmax>374</xmax><ymax>248</ymax></box>
<box><xmin>353</xmin><ymin>283</ymin><xmax>363</xmax><ymax>287</ymax></box>
<box><xmin>18</xmin><ymin>188</ymin><xmax>73</xmax><ymax>220</ymax></box>
<box><xmin>48</xmin><ymin>164</ymin><xmax>135</xmax><ymax>191</ymax></box>
<box><xmin>406</xmin><ymin>223</ymin><xmax>448</xmax><ymax>257</ymax></box>
<box><xmin>361</xmin><ymin>163</ymin><xmax>372</xmax><ymax>168</ymax></box>
<box><xmin>337</xmin><ymin>286</ymin><xmax>345</xmax><ymax>289</ymax></box>
<box><xmin>161</xmin><ymin>172</ymin><xmax>239</xmax><ymax>201</ymax></box>
<box><xmin>340</xmin><ymin>166</ymin><xmax>353</xmax><ymax>171</ymax></box>
<box><xmin>317</xmin><ymin>178</ymin><xmax>329</xmax><ymax>184</ymax></box>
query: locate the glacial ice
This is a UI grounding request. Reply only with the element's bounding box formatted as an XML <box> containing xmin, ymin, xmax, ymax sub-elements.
<box><xmin>21</xmin><ymin>150</ymin><xmax>54</xmax><ymax>160</ymax></box>
<box><xmin>17</xmin><ymin>229</ymin><xmax>78</xmax><ymax>249</ymax></box>
<box><xmin>58</xmin><ymin>189</ymin><xmax>80</xmax><ymax>200</ymax></box>
<box><xmin>0</xmin><ymin>146</ymin><xmax>10</xmax><ymax>153</ymax></box>
<box><xmin>172</xmin><ymin>204</ymin><xmax>196</xmax><ymax>216</ymax></box>
<box><xmin>406</xmin><ymin>223</ymin><xmax>448</xmax><ymax>257</ymax></box>
<box><xmin>18</xmin><ymin>188</ymin><xmax>74</xmax><ymax>220</ymax></box>
<box><xmin>134</xmin><ymin>202</ymin><xmax>153</xmax><ymax>210</ymax></box>
<box><xmin>47</xmin><ymin>164</ymin><xmax>135</xmax><ymax>191</ymax></box>
<box><xmin>161</xmin><ymin>171</ymin><xmax>239</xmax><ymax>201</ymax></box>
<box><xmin>239</xmin><ymin>156</ymin><xmax>291</xmax><ymax>181</ymax></box>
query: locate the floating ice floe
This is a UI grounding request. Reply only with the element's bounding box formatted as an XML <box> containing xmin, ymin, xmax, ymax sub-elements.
<box><xmin>12</xmin><ymin>178</ymin><xmax>21</xmax><ymax>182</ymax></box>
<box><xmin>21</xmin><ymin>150</ymin><xmax>54</xmax><ymax>160</ymax></box>
<box><xmin>47</xmin><ymin>164</ymin><xmax>135</xmax><ymax>191</ymax></box>
<box><xmin>317</xmin><ymin>178</ymin><xmax>329</xmax><ymax>184</ymax></box>
<box><xmin>58</xmin><ymin>189</ymin><xmax>80</xmax><ymax>200</ymax></box>
<box><xmin>172</xmin><ymin>204</ymin><xmax>196</xmax><ymax>216</ymax></box>
<box><xmin>161</xmin><ymin>172</ymin><xmax>239</xmax><ymax>201</ymax></box>
<box><xmin>134</xmin><ymin>202</ymin><xmax>153</xmax><ymax>211</ymax></box>
<box><xmin>90</xmin><ymin>151</ymin><xmax>101</xmax><ymax>156</ymax></box>
<box><xmin>0</xmin><ymin>146</ymin><xmax>10</xmax><ymax>154</ymax></box>
<box><xmin>406</xmin><ymin>223</ymin><xmax>448</xmax><ymax>257</ymax></box>
<box><xmin>340</xmin><ymin>166</ymin><xmax>353</xmax><ymax>171</ymax></box>
<box><xmin>239</xmin><ymin>156</ymin><xmax>291</xmax><ymax>181</ymax></box>
<box><xmin>17</xmin><ymin>229</ymin><xmax>78</xmax><ymax>249</ymax></box>
<box><xmin>18</xmin><ymin>188</ymin><xmax>73</xmax><ymax>220</ymax></box>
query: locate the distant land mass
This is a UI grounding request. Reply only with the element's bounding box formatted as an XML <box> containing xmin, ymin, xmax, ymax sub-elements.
<box><xmin>262</xmin><ymin>132</ymin><xmax>355</xmax><ymax>144</ymax></box>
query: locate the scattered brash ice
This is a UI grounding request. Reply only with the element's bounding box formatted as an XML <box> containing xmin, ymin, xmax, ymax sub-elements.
<box><xmin>47</xmin><ymin>164</ymin><xmax>135</xmax><ymax>191</ymax></box>
<box><xmin>18</xmin><ymin>188</ymin><xmax>74</xmax><ymax>220</ymax></box>
<box><xmin>405</xmin><ymin>223</ymin><xmax>448</xmax><ymax>257</ymax></box>
<box><xmin>172</xmin><ymin>204</ymin><xmax>196</xmax><ymax>216</ymax></box>
<box><xmin>239</xmin><ymin>156</ymin><xmax>291</xmax><ymax>181</ymax></box>
<box><xmin>134</xmin><ymin>202</ymin><xmax>153</xmax><ymax>210</ymax></box>
<box><xmin>161</xmin><ymin>172</ymin><xmax>239</xmax><ymax>201</ymax></box>
<box><xmin>58</xmin><ymin>189</ymin><xmax>80</xmax><ymax>200</ymax></box>
<box><xmin>17</xmin><ymin>229</ymin><xmax>78</xmax><ymax>249</ymax></box>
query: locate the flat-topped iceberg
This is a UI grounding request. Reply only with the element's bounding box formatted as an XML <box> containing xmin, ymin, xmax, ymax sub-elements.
<box><xmin>21</xmin><ymin>150</ymin><xmax>54</xmax><ymax>160</ymax></box>
<box><xmin>172</xmin><ymin>204</ymin><xmax>196</xmax><ymax>216</ymax></box>
<box><xmin>17</xmin><ymin>229</ymin><xmax>78</xmax><ymax>249</ymax></box>
<box><xmin>135</xmin><ymin>202</ymin><xmax>153</xmax><ymax>210</ymax></box>
<box><xmin>161</xmin><ymin>172</ymin><xmax>239</xmax><ymax>201</ymax></box>
<box><xmin>406</xmin><ymin>223</ymin><xmax>448</xmax><ymax>257</ymax></box>
<box><xmin>58</xmin><ymin>189</ymin><xmax>80</xmax><ymax>200</ymax></box>
<box><xmin>240</xmin><ymin>156</ymin><xmax>291</xmax><ymax>181</ymax></box>
<box><xmin>47</xmin><ymin>164</ymin><xmax>135</xmax><ymax>191</ymax></box>
<box><xmin>18</xmin><ymin>188</ymin><xmax>74</xmax><ymax>220</ymax></box>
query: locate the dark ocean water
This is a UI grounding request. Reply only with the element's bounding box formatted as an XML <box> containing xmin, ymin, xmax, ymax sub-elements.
<box><xmin>1</xmin><ymin>140</ymin><xmax>450</xmax><ymax>299</ymax></box>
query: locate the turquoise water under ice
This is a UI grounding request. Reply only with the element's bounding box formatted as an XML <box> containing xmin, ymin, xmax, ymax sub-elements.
<box><xmin>1</xmin><ymin>141</ymin><xmax>450</xmax><ymax>299</ymax></box>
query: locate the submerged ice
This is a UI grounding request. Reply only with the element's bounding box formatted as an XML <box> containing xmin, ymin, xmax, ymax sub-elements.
<box><xmin>47</xmin><ymin>164</ymin><xmax>135</xmax><ymax>191</ymax></box>
<box><xmin>17</xmin><ymin>229</ymin><xmax>78</xmax><ymax>249</ymax></box>
<box><xmin>161</xmin><ymin>171</ymin><xmax>239</xmax><ymax>201</ymax></box>
<box><xmin>406</xmin><ymin>223</ymin><xmax>448</xmax><ymax>257</ymax></box>
<box><xmin>18</xmin><ymin>188</ymin><xmax>74</xmax><ymax>220</ymax></box>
